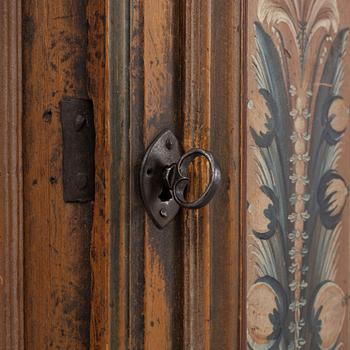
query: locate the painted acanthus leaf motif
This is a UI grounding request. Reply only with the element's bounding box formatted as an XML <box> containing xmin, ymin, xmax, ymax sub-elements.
<box><xmin>317</xmin><ymin>170</ymin><xmax>349</xmax><ymax>229</ymax></box>
<box><xmin>247</xmin><ymin>277</ymin><xmax>287</xmax><ymax>349</ymax></box>
<box><xmin>249</xmin><ymin>186</ymin><xmax>279</xmax><ymax>240</ymax></box>
<box><xmin>258</xmin><ymin>0</ymin><xmax>300</xmax><ymax>38</ymax></box>
<box><xmin>306</xmin><ymin>0</ymin><xmax>339</xmax><ymax>36</ymax></box>
<box><xmin>249</xmin><ymin>1</ymin><xmax>350</xmax><ymax>349</ymax></box>
<box><xmin>258</xmin><ymin>0</ymin><xmax>339</xmax><ymax>63</ymax></box>
<box><xmin>310</xmin><ymin>282</ymin><xmax>346</xmax><ymax>349</ymax></box>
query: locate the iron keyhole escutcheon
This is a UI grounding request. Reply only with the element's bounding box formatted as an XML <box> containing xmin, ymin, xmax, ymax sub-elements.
<box><xmin>140</xmin><ymin>130</ymin><xmax>222</xmax><ymax>228</ymax></box>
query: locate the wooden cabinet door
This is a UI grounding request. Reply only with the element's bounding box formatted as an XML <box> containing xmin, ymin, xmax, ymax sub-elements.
<box><xmin>2</xmin><ymin>0</ymin><xmax>350</xmax><ymax>349</ymax></box>
<box><xmin>109</xmin><ymin>2</ymin><xmax>241</xmax><ymax>348</ymax></box>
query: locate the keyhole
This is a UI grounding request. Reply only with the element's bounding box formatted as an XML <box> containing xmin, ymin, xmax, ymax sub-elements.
<box><xmin>159</xmin><ymin>184</ymin><xmax>172</xmax><ymax>202</ymax></box>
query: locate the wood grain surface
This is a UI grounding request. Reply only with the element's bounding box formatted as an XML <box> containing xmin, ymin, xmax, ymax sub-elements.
<box><xmin>107</xmin><ymin>1</ymin><xmax>244</xmax><ymax>349</ymax></box>
<box><xmin>12</xmin><ymin>0</ymin><xmax>350</xmax><ymax>348</ymax></box>
<box><xmin>131</xmin><ymin>1</ymin><xmax>184</xmax><ymax>349</ymax></box>
<box><xmin>23</xmin><ymin>1</ymin><xmax>91</xmax><ymax>348</ymax></box>
<box><xmin>17</xmin><ymin>1</ymin><xmax>245</xmax><ymax>348</ymax></box>
<box><xmin>0</xmin><ymin>1</ymin><xmax>24</xmax><ymax>349</ymax></box>
<box><xmin>107</xmin><ymin>1</ymin><xmax>184</xmax><ymax>348</ymax></box>
<box><xmin>181</xmin><ymin>0</ymin><xmax>243</xmax><ymax>348</ymax></box>
<box><xmin>86</xmin><ymin>1</ymin><xmax>110</xmax><ymax>348</ymax></box>
<box><xmin>104</xmin><ymin>0</ymin><xmax>245</xmax><ymax>348</ymax></box>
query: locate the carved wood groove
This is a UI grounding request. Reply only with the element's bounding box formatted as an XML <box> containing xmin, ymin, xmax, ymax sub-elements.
<box><xmin>0</xmin><ymin>1</ymin><xmax>24</xmax><ymax>349</ymax></box>
<box><xmin>182</xmin><ymin>1</ymin><xmax>242</xmax><ymax>348</ymax></box>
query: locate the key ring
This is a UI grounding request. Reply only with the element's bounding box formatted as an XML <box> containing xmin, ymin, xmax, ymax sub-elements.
<box><xmin>172</xmin><ymin>149</ymin><xmax>222</xmax><ymax>209</ymax></box>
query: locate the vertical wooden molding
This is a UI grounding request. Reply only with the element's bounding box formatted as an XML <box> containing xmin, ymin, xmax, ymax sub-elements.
<box><xmin>240</xmin><ymin>1</ymin><xmax>248</xmax><ymax>348</ymax></box>
<box><xmin>108</xmin><ymin>1</ymin><xmax>243</xmax><ymax>348</ymax></box>
<box><xmin>182</xmin><ymin>1</ymin><xmax>212</xmax><ymax>348</ymax></box>
<box><xmin>0</xmin><ymin>0</ymin><xmax>24</xmax><ymax>349</ymax></box>
<box><xmin>109</xmin><ymin>0</ymin><xmax>184</xmax><ymax>348</ymax></box>
<box><xmin>87</xmin><ymin>0</ymin><xmax>110</xmax><ymax>348</ymax></box>
<box><xmin>182</xmin><ymin>1</ymin><xmax>242</xmax><ymax>348</ymax></box>
<box><xmin>107</xmin><ymin>1</ymin><xmax>131</xmax><ymax>349</ymax></box>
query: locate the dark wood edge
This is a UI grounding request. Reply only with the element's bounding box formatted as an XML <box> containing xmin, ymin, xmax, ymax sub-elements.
<box><xmin>239</xmin><ymin>0</ymin><xmax>248</xmax><ymax>348</ymax></box>
<box><xmin>0</xmin><ymin>0</ymin><xmax>24</xmax><ymax>349</ymax></box>
<box><xmin>87</xmin><ymin>1</ymin><xmax>132</xmax><ymax>347</ymax></box>
<box><xmin>107</xmin><ymin>1</ymin><xmax>132</xmax><ymax>348</ymax></box>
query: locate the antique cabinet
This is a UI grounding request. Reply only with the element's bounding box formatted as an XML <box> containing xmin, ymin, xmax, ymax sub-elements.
<box><xmin>0</xmin><ymin>0</ymin><xmax>349</xmax><ymax>349</ymax></box>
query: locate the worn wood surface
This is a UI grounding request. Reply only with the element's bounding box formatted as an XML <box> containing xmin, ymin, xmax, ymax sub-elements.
<box><xmin>0</xmin><ymin>1</ymin><xmax>24</xmax><ymax>349</ymax></box>
<box><xmin>107</xmin><ymin>1</ymin><xmax>185</xmax><ymax>348</ymax></box>
<box><xmin>19</xmin><ymin>0</ymin><xmax>245</xmax><ymax>348</ymax></box>
<box><xmin>209</xmin><ymin>2</ymin><xmax>243</xmax><ymax>348</ymax></box>
<box><xmin>181</xmin><ymin>0</ymin><xmax>242</xmax><ymax>349</ymax></box>
<box><xmin>86</xmin><ymin>1</ymin><xmax>110</xmax><ymax>349</ymax></box>
<box><xmin>107</xmin><ymin>1</ymin><xmax>131</xmax><ymax>349</ymax></box>
<box><xmin>181</xmin><ymin>1</ymin><xmax>212</xmax><ymax>348</ymax></box>
<box><xmin>129</xmin><ymin>1</ymin><xmax>184</xmax><ymax>349</ymax></box>
<box><xmin>106</xmin><ymin>0</ymin><xmax>243</xmax><ymax>348</ymax></box>
<box><xmin>23</xmin><ymin>1</ymin><xmax>91</xmax><ymax>348</ymax></box>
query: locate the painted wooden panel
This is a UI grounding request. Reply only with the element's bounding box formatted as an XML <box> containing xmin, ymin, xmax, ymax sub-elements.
<box><xmin>246</xmin><ymin>1</ymin><xmax>350</xmax><ymax>349</ymax></box>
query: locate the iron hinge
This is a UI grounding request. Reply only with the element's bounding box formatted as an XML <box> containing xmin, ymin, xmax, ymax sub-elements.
<box><xmin>60</xmin><ymin>97</ymin><xmax>95</xmax><ymax>203</ymax></box>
